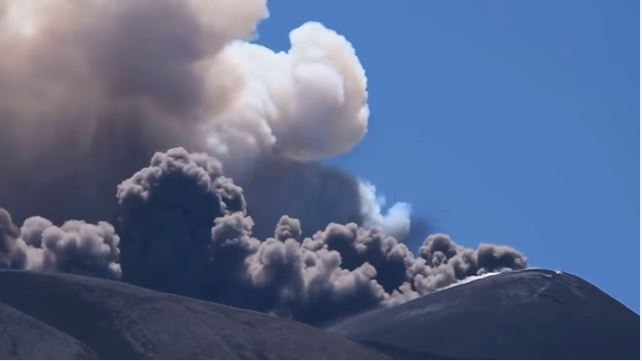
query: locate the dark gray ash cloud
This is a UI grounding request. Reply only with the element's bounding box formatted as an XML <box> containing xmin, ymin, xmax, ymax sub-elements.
<box><xmin>113</xmin><ymin>148</ymin><xmax>526</xmax><ymax>323</ymax></box>
<box><xmin>303</xmin><ymin>223</ymin><xmax>414</xmax><ymax>293</ymax></box>
<box><xmin>114</xmin><ymin>148</ymin><xmax>387</xmax><ymax>323</ymax></box>
<box><xmin>1</xmin><ymin>146</ymin><xmax>527</xmax><ymax>324</ymax></box>
<box><xmin>0</xmin><ymin>208</ymin><xmax>120</xmax><ymax>279</ymax></box>
<box><xmin>0</xmin><ymin>208</ymin><xmax>26</xmax><ymax>269</ymax></box>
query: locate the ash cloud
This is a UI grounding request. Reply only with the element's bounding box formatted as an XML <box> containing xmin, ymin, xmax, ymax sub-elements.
<box><xmin>111</xmin><ymin>148</ymin><xmax>526</xmax><ymax>324</ymax></box>
<box><xmin>0</xmin><ymin>0</ymin><xmax>405</xmax><ymax>238</ymax></box>
<box><xmin>0</xmin><ymin>208</ymin><xmax>120</xmax><ymax>279</ymax></box>
<box><xmin>303</xmin><ymin>223</ymin><xmax>414</xmax><ymax>293</ymax></box>
<box><xmin>410</xmin><ymin>234</ymin><xmax>528</xmax><ymax>295</ymax></box>
<box><xmin>115</xmin><ymin>147</ymin><xmax>236</xmax><ymax>297</ymax></box>
<box><xmin>116</xmin><ymin>148</ymin><xmax>386</xmax><ymax>323</ymax></box>
<box><xmin>1</xmin><ymin>147</ymin><xmax>527</xmax><ymax>324</ymax></box>
<box><xmin>0</xmin><ymin>208</ymin><xmax>26</xmax><ymax>269</ymax></box>
<box><xmin>0</xmin><ymin>0</ymin><xmax>529</xmax><ymax>324</ymax></box>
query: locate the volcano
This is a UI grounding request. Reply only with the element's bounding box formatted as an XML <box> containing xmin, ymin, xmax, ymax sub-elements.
<box><xmin>329</xmin><ymin>269</ymin><xmax>640</xmax><ymax>359</ymax></box>
<box><xmin>0</xmin><ymin>269</ymin><xmax>638</xmax><ymax>359</ymax></box>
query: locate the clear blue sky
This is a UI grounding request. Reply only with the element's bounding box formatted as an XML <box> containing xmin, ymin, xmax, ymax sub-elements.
<box><xmin>256</xmin><ymin>0</ymin><xmax>640</xmax><ymax>312</ymax></box>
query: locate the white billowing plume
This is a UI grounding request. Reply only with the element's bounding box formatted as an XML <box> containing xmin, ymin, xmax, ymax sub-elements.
<box><xmin>205</xmin><ymin>21</ymin><xmax>369</xmax><ymax>172</ymax></box>
<box><xmin>358</xmin><ymin>180</ymin><xmax>412</xmax><ymax>240</ymax></box>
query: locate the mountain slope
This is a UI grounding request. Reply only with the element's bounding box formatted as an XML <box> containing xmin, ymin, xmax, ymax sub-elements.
<box><xmin>329</xmin><ymin>269</ymin><xmax>639</xmax><ymax>359</ymax></box>
<box><xmin>0</xmin><ymin>302</ymin><xmax>95</xmax><ymax>359</ymax></box>
<box><xmin>0</xmin><ymin>270</ymin><xmax>386</xmax><ymax>359</ymax></box>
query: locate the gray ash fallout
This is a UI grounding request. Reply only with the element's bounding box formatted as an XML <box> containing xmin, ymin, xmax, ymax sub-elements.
<box><xmin>0</xmin><ymin>0</ymin><xmax>527</xmax><ymax>324</ymax></box>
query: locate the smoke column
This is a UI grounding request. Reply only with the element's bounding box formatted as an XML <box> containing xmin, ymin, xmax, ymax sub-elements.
<box><xmin>0</xmin><ymin>0</ymin><xmax>409</xmax><ymax>239</ymax></box>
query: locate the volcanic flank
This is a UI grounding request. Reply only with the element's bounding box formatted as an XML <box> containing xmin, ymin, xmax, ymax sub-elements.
<box><xmin>0</xmin><ymin>268</ymin><xmax>637</xmax><ymax>360</ymax></box>
<box><xmin>0</xmin><ymin>270</ymin><xmax>386</xmax><ymax>359</ymax></box>
<box><xmin>329</xmin><ymin>269</ymin><xmax>640</xmax><ymax>360</ymax></box>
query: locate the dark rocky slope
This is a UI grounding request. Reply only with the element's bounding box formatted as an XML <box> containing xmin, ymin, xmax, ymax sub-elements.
<box><xmin>0</xmin><ymin>302</ymin><xmax>95</xmax><ymax>359</ymax></box>
<box><xmin>329</xmin><ymin>269</ymin><xmax>640</xmax><ymax>360</ymax></box>
<box><xmin>0</xmin><ymin>270</ymin><xmax>386</xmax><ymax>359</ymax></box>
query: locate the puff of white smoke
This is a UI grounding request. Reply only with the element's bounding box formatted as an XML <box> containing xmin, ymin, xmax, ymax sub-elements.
<box><xmin>358</xmin><ymin>180</ymin><xmax>411</xmax><ymax>240</ymax></box>
<box><xmin>0</xmin><ymin>208</ymin><xmax>120</xmax><ymax>278</ymax></box>
<box><xmin>207</xmin><ymin>21</ymin><xmax>369</xmax><ymax>171</ymax></box>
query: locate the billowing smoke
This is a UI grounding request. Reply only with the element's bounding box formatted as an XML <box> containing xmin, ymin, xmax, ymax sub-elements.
<box><xmin>358</xmin><ymin>180</ymin><xmax>412</xmax><ymax>240</ymax></box>
<box><xmin>0</xmin><ymin>0</ymin><xmax>528</xmax><ymax>325</ymax></box>
<box><xmin>0</xmin><ymin>208</ymin><xmax>120</xmax><ymax>279</ymax></box>
<box><xmin>114</xmin><ymin>148</ymin><xmax>386</xmax><ymax>323</ymax></box>
<box><xmin>302</xmin><ymin>223</ymin><xmax>414</xmax><ymax>293</ymax></box>
<box><xmin>0</xmin><ymin>0</ymin><xmax>266</xmax><ymax>224</ymax></box>
<box><xmin>1</xmin><ymin>148</ymin><xmax>526</xmax><ymax>324</ymax></box>
<box><xmin>115</xmin><ymin>147</ymin><xmax>244</xmax><ymax>297</ymax></box>
<box><xmin>110</xmin><ymin>148</ymin><xmax>526</xmax><ymax>324</ymax></box>
<box><xmin>0</xmin><ymin>0</ymin><xmax>408</xmax><ymax>239</ymax></box>
<box><xmin>408</xmin><ymin>234</ymin><xmax>528</xmax><ymax>295</ymax></box>
<box><xmin>0</xmin><ymin>208</ymin><xmax>25</xmax><ymax>269</ymax></box>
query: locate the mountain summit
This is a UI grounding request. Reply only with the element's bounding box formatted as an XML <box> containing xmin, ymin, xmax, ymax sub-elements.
<box><xmin>329</xmin><ymin>269</ymin><xmax>640</xmax><ymax>359</ymax></box>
